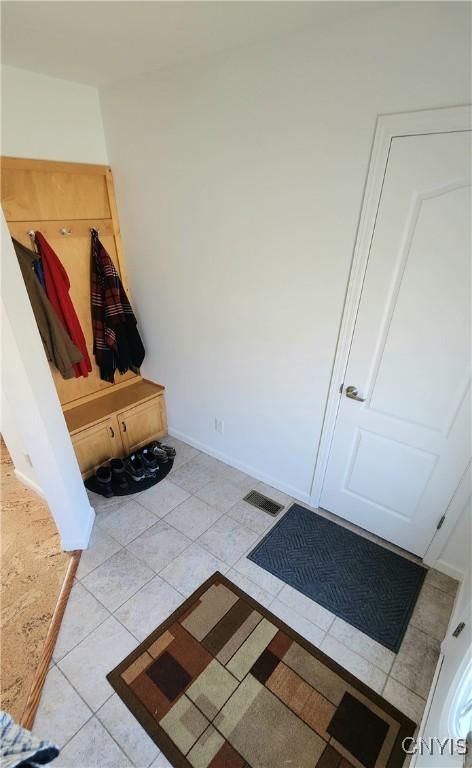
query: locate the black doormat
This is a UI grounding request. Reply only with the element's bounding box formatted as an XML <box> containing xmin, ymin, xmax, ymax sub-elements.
<box><xmin>85</xmin><ymin>459</ymin><xmax>173</xmax><ymax>497</ymax></box>
<box><xmin>248</xmin><ymin>504</ymin><xmax>426</xmax><ymax>652</ymax></box>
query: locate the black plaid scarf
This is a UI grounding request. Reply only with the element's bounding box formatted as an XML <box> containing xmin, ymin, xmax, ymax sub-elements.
<box><xmin>91</xmin><ymin>229</ymin><xmax>145</xmax><ymax>382</ymax></box>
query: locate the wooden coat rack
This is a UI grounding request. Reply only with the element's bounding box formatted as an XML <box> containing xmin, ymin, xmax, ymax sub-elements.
<box><xmin>1</xmin><ymin>156</ymin><xmax>167</xmax><ymax>477</ymax></box>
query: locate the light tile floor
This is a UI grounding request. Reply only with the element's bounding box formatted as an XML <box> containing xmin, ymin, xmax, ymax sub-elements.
<box><xmin>34</xmin><ymin>436</ymin><xmax>459</xmax><ymax>767</ymax></box>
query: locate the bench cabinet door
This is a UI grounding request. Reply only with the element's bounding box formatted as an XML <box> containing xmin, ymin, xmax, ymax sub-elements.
<box><xmin>71</xmin><ymin>417</ymin><xmax>121</xmax><ymax>478</ymax></box>
<box><xmin>117</xmin><ymin>396</ymin><xmax>167</xmax><ymax>455</ymax></box>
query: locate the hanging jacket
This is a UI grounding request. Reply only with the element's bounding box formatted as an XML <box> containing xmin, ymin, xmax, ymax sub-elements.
<box><xmin>90</xmin><ymin>229</ymin><xmax>145</xmax><ymax>382</ymax></box>
<box><xmin>34</xmin><ymin>231</ymin><xmax>92</xmax><ymax>379</ymax></box>
<box><xmin>13</xmin><ymin>238</ymin><xmax>84</xmax><ymax>379</ymax></box>
<box><xmin>33</xmin><ymin>256</ymin><xmax>46</xmax><ymax>291</ymax></box>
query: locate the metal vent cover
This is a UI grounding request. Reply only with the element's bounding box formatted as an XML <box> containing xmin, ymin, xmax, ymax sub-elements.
<box><xmin>243</xmin><ymin>490</ymin><xmax>283</xmax><ymax>517</ymax></box>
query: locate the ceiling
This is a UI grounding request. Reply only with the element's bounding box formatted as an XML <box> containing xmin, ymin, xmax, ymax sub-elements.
<box><xmin>2</xmin><ymin>1</ymin><xmax>385</xmax><ymax>88</ymax></box>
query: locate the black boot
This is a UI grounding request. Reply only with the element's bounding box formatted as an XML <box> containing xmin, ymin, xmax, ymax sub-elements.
<box><xmin>110</xmin><ymin>458</ymin><xmax>129</xmax><ymax>490</ymax></box>
<box><xmin>95</xmin><ymin>465</ymin><xmax>114</xmax><ymax>498</ymax></box>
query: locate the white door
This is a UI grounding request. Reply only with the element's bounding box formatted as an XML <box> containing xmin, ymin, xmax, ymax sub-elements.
<box><xmin>320</xmin><ymin>129</ymin><xmax>471</xmax><ymax>556</ymax></box>
<box><xmin>416</xmin><ymin>576</ymin><xmax>471</xmax><ymax>768</ymax></box>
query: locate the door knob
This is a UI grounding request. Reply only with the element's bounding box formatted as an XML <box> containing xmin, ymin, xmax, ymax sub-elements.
<box><xmin>345</xmin><ymin>385</ymin><xmax>365</xmax><ymax>402</ymax></box>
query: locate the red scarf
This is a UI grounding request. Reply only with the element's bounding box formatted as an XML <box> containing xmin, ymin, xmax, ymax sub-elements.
<box><xmin>34</xmin><ymin>232</ymin><xmax>92</xmax><ymax>378</ymax></box>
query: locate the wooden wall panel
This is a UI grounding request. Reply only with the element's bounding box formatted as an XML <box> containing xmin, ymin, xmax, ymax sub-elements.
<box><xmin>1</xmin><ymin>157</ymin><xmax>137</xmax><ymax>407</ymax></box>
<box><xmin>44</xmin><ymin>231</ymin><xmax>134</xmax><ymax>404</ymax></box>
<box><xmin>2</xmin><ymin>169</ymin><xmax>111</xmax><ymax>221</ymax></box>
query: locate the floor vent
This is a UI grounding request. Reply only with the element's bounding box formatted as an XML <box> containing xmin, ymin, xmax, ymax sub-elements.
<box><xmin>243</xmin><ymin>490</ymin><xmax>283</xmax><ymax>517</ymax></box>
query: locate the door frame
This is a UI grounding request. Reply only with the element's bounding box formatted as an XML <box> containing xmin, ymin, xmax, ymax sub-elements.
<box><xmin>423</xmin><ymin>462</ymin><xmax>471</xmax><ymax>574</ymax></box>
<box><xmin>310</xmin><ymin>105</ymin><xmax>471</xmax><ymax>562</ymax></box>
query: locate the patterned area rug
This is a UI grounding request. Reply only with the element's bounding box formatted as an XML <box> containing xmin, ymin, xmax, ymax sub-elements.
<box><xmin>108</xmin><ymin>573</ymin><xmax>415</xmax><ymax>768</ymax></box>
<box><xmin>248</xmin><ymin>505</ymin><xmax>426</xmax><ymax>652</ymax></box>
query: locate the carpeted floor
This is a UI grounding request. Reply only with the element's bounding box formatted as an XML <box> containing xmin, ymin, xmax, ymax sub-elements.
<box><xmin>109</xmin><ymin>572</ymin><xmax>416</xmax><ymax>768</ymax></box>
<box><xmin>0</xmin><ymin>439</ymin><xmax>70</xmax><ymax>721</ymax></box>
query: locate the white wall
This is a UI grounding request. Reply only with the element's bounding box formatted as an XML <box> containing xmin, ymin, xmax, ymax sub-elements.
<box><xmin>100</xmin><ymin>2</ymin><xmax>471</xmax><ymax>501</ymax></box>
<box><xmin>437</xmin><ymin>500</ymin><xmax>471</xmax><ymax>582</ymax></box>
<box><xmin>1</xmin><ymin>212</ymin><xmax>95</xmax><ymax>550</ymax></box>
<box><xmin>425</xmin><ymin>463</ymin><xmax>471</xmax><ymax>582</ymax></box>
<box><xmin>1</xmin><ymin>65</ymin><xmax>108</xmax><ymax>163</ymax></box>
<box><xmin>1</xmin><ymin>390</ymin><xmax>41</xmax><ymax>493</ymax></box>
<box><xmin>1</xmin><ymin>63</ymin><xmax>106</xmax><ymax>547</ymax></box>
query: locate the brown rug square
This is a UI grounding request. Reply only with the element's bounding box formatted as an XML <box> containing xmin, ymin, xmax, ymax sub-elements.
<box><xmin>107</xmin><ymin>573</ymin><xmax>415</xmax><ymax>768</ymax></box>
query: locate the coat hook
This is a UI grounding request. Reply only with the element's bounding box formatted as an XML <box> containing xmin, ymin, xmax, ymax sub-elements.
<box><xmin>27</xmin><ymin>229</ymin><xmax>36</xmax><ymax>238</ymax></box>
<box><xmin>90</xmin><ymin>227</ymin><xmax>100</xmax><ymax>235</ymax></box>
<box><xmin>60</xmin><ymin>227</ymin><xmax>72</xmax><ymax>236</ymax></box>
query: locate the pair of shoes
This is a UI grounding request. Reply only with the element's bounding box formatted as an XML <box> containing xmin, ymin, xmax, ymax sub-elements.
<box><xmin>148</xmin><ymin>441</ymin><xmax>176</xmax><ymax>461</ymax></box>
<box><xmin>141</xmin><ymin>447</ymin><xmax>159</xmax><ymax>476</ymax></box>
<box><xmin>138</xmin><ymin>440</ymin><xmax>176</xmax><ymax>476</ymax></box>
<box><xmin>125</xmin><ymin>447</ymin><xmax>160</xmax><ymax>481</ymax></box>
<box><xmin>124</xmin><ymin>441</ymin><xmax>176</xmax><ymax>481</ymax></box>
<box><xmin>95</xmin><ymin>458</ymin><xmax>129</xmax><ymax>496</ymax></box>
<box><xmin>124</xmin><ymin>453</ymin><xmax>147</xmax><ymax>482</ymax></box>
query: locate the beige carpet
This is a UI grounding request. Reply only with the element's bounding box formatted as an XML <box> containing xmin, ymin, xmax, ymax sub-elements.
<box><xmin>1</xmin><ymin>439</ymin><xmax>70</xmax><ymax>721</ymax></box>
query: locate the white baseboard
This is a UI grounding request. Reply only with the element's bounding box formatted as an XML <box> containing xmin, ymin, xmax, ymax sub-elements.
<box><xmin>433</xmin><ymin>558</ymin><xmax>466</xmax><ymax>583</ymax></box>
<box><xmin>60</xmin><ymin>505</ymin><xmax>95</xmax><ymax>551</ymax></box>
<box><xmin>408</xmin><ymin>653</ymin><xmax>444</xmax><ymax>768</ymax></box>
<box><xmin>168</xmin><ymin>427</ymin><xmax>311</xmax><ymax>505</ymax></box>
<box><xmin>14</xmin><ymin>468</ymin><xmax>45</xmax><ymax>498</ymax></box>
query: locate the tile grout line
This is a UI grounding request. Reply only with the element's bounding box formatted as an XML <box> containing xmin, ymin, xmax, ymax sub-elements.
<box><xmin>169</xmin><ymin>451</ymin><xmax>256</xmax><ymax>499</ymax></box>
<box><xmin>324</xmin><ymin>630</ymin><xmax>395</xmax><ymax>677</ymax></box>
<box><xmin>125</xmin><ymin>485</ymin><xmax>238</xmax><ymax>556</ymax></box>
<box><xmin>41</xmin><ymin>664</ymin><xmax>103</xmax><ymax>750</ymax></box>
<box><xmin>104</xmin><ymin>567</ymin><xmax>159</xmax><ymax>614</ymax></box>
<box><xmin>55</xmin><ymin>636</ymin><xmax>117</xmax><ymax>712</ymax></box>
<box><xmin>52</xmin><ymin>580</ymin><xmax>195</xmax><ymax>757</ymax></box>
<box><xmin>56</xmin><ymin>710</ymin><xmax>95</xmax><ymax>754</ymax></box>
<box><xmin>191</xmin><ymin>517</ymin><xmax>260</xmax><ymax>569</ymax></box>
<box><xmin>385</xmin><ymin>667</ymin><xmax>430</xmax><ymax>703</ymax></box>
<box><xmin>52</xmin><ymin>594</ymin><xmax>112</xmax><ymax>665</ymax></box>
<box><xmin>275</xmin><ymin>588</ymin><xmax>336</xmax><ymax>635</ymax></box>
<box><xmin>79</xmin><ymin>538</ymin><xmax>159</xmax><ymax>608</ymax></box>
<box><xmin>94</xmin><ymin>703</ymin><xmax>153</xmax><ymax>768</ymax></box>
<box><xmin>93</xmin><ymin>709</ymin><xmax>135</xmax><ymax>767</ymax></box>
<box><xmin>61</xmin><ymin>568</ymin><xmax>157</xmax><ymax>656</ymax></box>
<box><xmin>131</xmin><ymin>484</ymin><xmax>264</xmax><ymax>577</ymax></box>
<box><xmin>398</xmin><ymin>620</ymin><xmax>443</xmax><ymax>646</ymax></box>
<box><xmin>124</xmin><ymin>520</ymin><xmax>199</xmax><ymax>577</ymax></box>
<box><xmin>76</xmin><ymin>541</ymin><xmax>124</xmax><ymax>583</ymax></box>
<box><xmin>381</xmin><ymin>674</ymin><xmax>427</xmax><ymax>720</ymax></box>
<box><xmin>93</xmin><ymin>498</ymin><xmax>166</xmax><ymax>547</ymax></box>
<box><xmin>161</xmin><ymin>495</ymin><xmax>226</xmax><ymax>541</ymax></box>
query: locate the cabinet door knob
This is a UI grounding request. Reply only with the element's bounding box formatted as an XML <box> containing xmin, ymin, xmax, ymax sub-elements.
<box><xmin>109</xmin><ymin>426</ymin><xmax>114</xmax><ymax>437</ymax></box>
<box><xmin>122</xmin><ymin>421</ymin><xmax>127</xmax><ymax>432</ymax></box>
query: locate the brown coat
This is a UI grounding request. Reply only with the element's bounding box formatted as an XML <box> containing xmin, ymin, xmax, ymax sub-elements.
<box><xmin>13</xmin><ymin>238</ymin><xmax>83</xmax><ymax>379</ymax></box>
